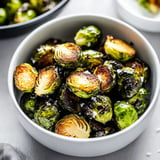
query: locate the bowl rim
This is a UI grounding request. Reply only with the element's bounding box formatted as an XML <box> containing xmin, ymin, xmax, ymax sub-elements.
<box><xmin>116</xmin><ymin>0</ymin><xmax>160</xmax><ymax>23</ymax></box>
<box><xmin>8</xmin><ymin>13</ymin><xmax>160</xmax><ymax>142</ymax></box>
<box><xmin>0</xmin><ymin>0</ymin><xmax>69</xmax><ymax>30</ymax></box>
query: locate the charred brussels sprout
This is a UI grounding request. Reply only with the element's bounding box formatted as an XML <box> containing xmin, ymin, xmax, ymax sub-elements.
<box><xmin>29</xmin><ymin>0</ymin><xmax>57</xmax><ymax>13</ymax></box>
<box><xmin>114</xmin><ymin>101</ymin><xmax>138</xmax><ymax>129</ymax></box>
<box><xmin>81</xmin><ymin>95</ymin><xmax>113</xmax><ymax>124</ymax></box>
<box><xmin>104</xmin><ymin>36</ymin><xmax>136</xmax><ymax>62</ymax></box>
<box><xmin>59</xmin><ymin>86</ymin><xmax>81</xmax><ymax>113</ymax></box>
<box><xmin>66</xmin><ymin>70</ymin><xmax>100</xmax><ymax>98</ymax></box>
<box><xmin>0</xmin><ymin>8</ymin><xmax>7</xmax><ymax>24</ymax></box>
<box><xmin>20</xmin><ymin>93</ymin><xmax>37</xmax><ymax>118</ymax></box>
<box><xmin>35</xmin><ymin>66</ymin><xmax>61</xmax><ymax>96</ymax></box>
<box><xmin>93</xmin><ymin>65</ymin><xmax>116</xmax><ymax>93</ymax></box>
<box><xmin>14</xmin><ymin>3</ymin><xmax>36</xmax><ymax>23</ymax></box>
<box><xmin>32</xmin><ymin>44</ymin><xmax>55</xmax><ymax>68</ymax></box>
<box><xmin>89</xmin><ymin>120</ymin><xmax>118</xmax><ymax>137</ymax></box>
<box><xmin>128</xmin><ymin>88</ymin><xmax>149</xmax><ymax>115</ymax></box>
<box><xmin>138</xmin><ymin>0</ymin><xmax>159</xmax><ymax>14</ymax></box>
<box><xmin>55</xmin><ymin>114</ymin><xmax>91</xmax><ymax>138</ymax></box>
<box><xmin>14</xmin><ymin>63</ymin><xmax>38</xmax><ymax>92</ymax></box>
<box><xmin>81</xmin><ymin>49</ymin><xmax>104</xmax><ymax>69</ymax></box>
<box><xmin>117</xmin><ymin>67</ymin><xmax>143</xmax><ymax>98</ymax></box>
<box><xmin>54</xmin><ymin>43</ymin><xmax>81</xmax><ymax>69</ymax></box>
<box><xmin>34</xmin><ymin>103</ymin><xmax>59</xmax><ymax>130</ymax></box>
<box><xmin>104</xmin><ymin>60</ymin><xmax>123</xmax><ymax>73</ymax></box>
<box><xmin>74</xmin><ymin>25</ymin><xmax>101</xmax><ymax>48</ymax></box>
<box><xmin>126</xmin><ymin>59</ymin><xmax>149</xmax><ymax>84</ymax></box>
<box><xmin>92</xmin><ymin>126</ymin><xmax>117</xmax><ymax>137</ymax></box>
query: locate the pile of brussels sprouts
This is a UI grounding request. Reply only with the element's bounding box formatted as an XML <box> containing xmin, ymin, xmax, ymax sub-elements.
<box><xmin>14</xmin><ymin>25</ymin><xmax>150</xmax><ymax>138</ymax></box>
<box><xmin>0</xmin><ymin>0</ymin><xmax>60</xmax><ymax>25</ymax></box>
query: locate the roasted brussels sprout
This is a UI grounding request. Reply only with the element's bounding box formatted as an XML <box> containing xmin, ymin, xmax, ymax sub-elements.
<box><xmin>81</xmin><ymin>49</ymin><xmax>104</xmax><ymax>69</ymax></box>
<box><xmin>114</xmin><ymin>101</ymin><xmax>138</xmax><ymax>129</ymax></box>
<box><xmin>55</xmin><ymin>114</ymin><xmax>91</xmax><ymax>138</ymax></box>
<box><xmin>89</xmin><ymin>118</ymin><xmax>119</xmax><ymax>137</ymax></box>
<box><xmin>104</xmin><ymin>60</ymin><xmax>123</xmax><ymax>73</ymax></box>
<box><xmin>6</xmin><ymin>0</ymin><xmax>22</xmax><ymax>16</ymax></box>
<box><xmin>35</xmin><ymin>66</ymin><xmax>61</xmax><ymax>96</ymax></box>
<box><xmin>14</xmin><ymin>3</ymin><xmax>36</xmax><ymax>23</ymax></box>
<box><xmin>126</xmin><ymin>59</ymin><xmax>149</xmax><ymax>84</ymax></box>
<box><xmin>104</xmin><ymin>36</ymin><xmax>136</xmax><ymax>62</ymax></box>
<box><xmin>127</xmin><ymin>88</ymin><xmax>149</xmax><ymax>115</ymax></box>
<box><xmin>59</xmin><ymin>86</ymin><xmax>81</xmax><ymax>113</ymax></box>
<box><xmin>90</xmin><ymin>120</ymin><xmax>118</xmax><ymax>137</ymax></box>
<box><xmin>20</xmin><ymin>93</ymin><xmax>37</xmax><ymax>118</ymax></box>
<box><xmin>34</xmin><ymin>102</ymin><xmax>59</xmax><ymax>130</ymax></box>
<box><xmin>0</xmin><ymin>8</ymin><xmax>7</xmax><ymax>24</ymax></box>
<box><xmin>14</xmin><ymin>63</ymin><xmax>38</xmax><ymax>92</ymax></box>
<box><xmin>117</xmin><ymin>67</ymin><xmax>143</xmax><ymax>98</ymax></box>
<box><xmin>138</xmin><ymin>0</ymin><xmax>160</xmax><ymax>14</ymax></box>
<box><xmin>54</xmin><ymin>43</ymin><xmax>82</xmax><ymax>69</ymax></box>
<box><xmin>29</xmin><ymin>0</ymin><xmax>57</xmax><ymax>13</ymax></box>
<box><xmin>66</xmin><ymin>70</ymin><xmax>100</xmax><ymax>98</ymax></box>
<box><xmin>74</xmin><ymin>25</ymin><xmax>101</xmax><ymax>48</ymax></box>
<box><xmin>92</xmin><ymin>126</ymin><xmax>117</xmax><ymax>137</ymax></box>
<box><xmin>93</xmin><ymin>65</ymin><xmax>116</xmax><ymax>93</ymax></box>
<box><xmin>81</xmin><ymin>95</ymin><xmax>113</xmax><ymax>124</ymax></box>
<box><xmin>32</xmin><ymin>44</ymin><xmax>55</xmax><ymax>68</ymax></box>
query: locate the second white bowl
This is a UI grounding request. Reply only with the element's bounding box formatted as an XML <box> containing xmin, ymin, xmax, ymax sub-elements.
<box><xmin>116</xmin><ymin>0</ymin><xmax>160</xmax><ymax>32</ymax></box>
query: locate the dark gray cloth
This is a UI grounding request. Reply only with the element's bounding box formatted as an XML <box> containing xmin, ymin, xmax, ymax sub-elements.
<box><xmin>0</xmin><ymin>144</ymin><xmax>26</xmax><ymax>160</ymax></box>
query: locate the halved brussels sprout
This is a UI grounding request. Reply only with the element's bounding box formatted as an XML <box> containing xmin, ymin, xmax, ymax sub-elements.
<box><xmin>81</xmin><ymin>49</ymin><xmax>104</xmax><ymax>69</ymax></box>
<box><xmin>34</xmin><ymin>103</ymin><xmax>59</xmax><ymax>130</ymax></box>
<box><xmin>14</xmin><ymin>3</ymin><xmax>36</xmax><ymax>23</ymax></box>
<box><xmin>20</xmin><ymin>93</ymin><xmax>37</xmax><ymax>118</ymax></box>
<box><xmin>66</xmin><ymin>70</ymin><xmax>100</xmax><ymax>98</ymax></box>
<box><xmin>138</xmin><ymin>0</ymin><xmax>159</xmax><ymax>14</ymax></box>
<box><xmin>104</xmin><ymin>36</ymin><xmax>136</xmax><ymax>62</ymax></box>
<box><xmin>126</xmin><ymin>59</ymin><xmax>149</xmax><ymax>84</ymax></box>
<box><xmin>35</xmin><ymin>66</ymin><xmax>61</xmax><ymax>96</ymax></box>
<box><xmin>14</xmin><ymin>63</ymin><xmax>38</xmax><ymax>92</ymax></box>
<box><xmin>32</xmin><ymin>44</ymin><xmax>55</xmax><ymax>68</ymax></box>
<box><xmin>29</xmin><ymin>0</ymin><xmax>57</xmax><ymax>13</ymax></box>
<box><xmin>93</xmin><ymin>65</ymin><xmax>116</xmax><ymax>93</ymax></box>
<box><xmin>114</xmin><ymin>101</ymin><xmax>138</xmax><ymax>129</ymax></box>
<box><xmin>127</xmin><ymin>88</ymin><xmax>149</xmax><ymax>115</ymax></box>
<box><xmin>54</xmin><ymin>43</ymin><xmax>81</xmax><ymax>68</ymax></box>
<box><xmin>117</xmin><ymin>67</ymin><xmax>143</xmax><ymax>98</ymax></box>
<box><xmin>0</xmin><ymin>8</ymin><xmax>7</xmax><ymax>25</ymax></box>
<box><xmin>74</xmin><ymin>25</ymin><xmax>101</xmax><ymax>48</ymax></box>
<box><xmin>55</xmin><ymin>114</ymin><xmax>91</xmax><ymax>138</ymax></box>
<box><xmin>59</xmin><ymin>86</ymin><xmax>81</xmax><ymax>113</ymax></box>
<box><xmin>81</xmin><ymin>95</ymin><xmax>113</xmax><ymax>124</ymax></box>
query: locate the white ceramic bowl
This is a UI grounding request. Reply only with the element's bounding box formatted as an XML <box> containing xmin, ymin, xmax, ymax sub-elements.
<box><xmin>8</xmin><ymin>14</ymin><xmax>160</xmax><ymax>157</ymax></box>
<box><xmin>115</xmin><ymin>0</ymin><xmax>160</xmax><ymax>32</ymax></box>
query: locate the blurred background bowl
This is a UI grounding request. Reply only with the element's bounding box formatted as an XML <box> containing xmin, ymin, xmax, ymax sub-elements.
<box><xmin>0</xmin><ymin>0</ymin><xmax>69</xmax><ymax>38</ymax></box>
<box><xmin>115</xmin><ymin>0</ymin><xmax>160</xmax><ymax>32</ymax></box>
<box><xmin>8</xmin><ymin>14</ymin><xmax>160</xmax><ymax>157</ymax></box>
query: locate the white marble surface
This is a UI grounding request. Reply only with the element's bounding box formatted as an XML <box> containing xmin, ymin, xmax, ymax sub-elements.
<box><xmin>0</xmin><ymin>0</ymin><xmax>160</xmax><ymax>159</ymax></box>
